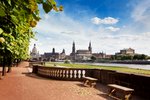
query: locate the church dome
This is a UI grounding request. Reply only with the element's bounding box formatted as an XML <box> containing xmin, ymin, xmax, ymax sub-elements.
<box><xmin>32</xmin><ymin>44</ymin><xmax>38</xmax><ymax>54</ymax></box>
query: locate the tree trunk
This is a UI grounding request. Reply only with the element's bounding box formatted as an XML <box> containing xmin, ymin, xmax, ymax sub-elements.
<box><xmin>2</xmin><ymin>56</ymin><xmax>6</xmax><ymax>76</ymax></box>
<box><xmin>7</xmin><ymin>66</ymin><xmax>12</xmax><ymax>73</ymax></box>
<box><xmin>7</xmin><ymin>57</ymin><xmax>12</xmax><ymax>73</ymax></box>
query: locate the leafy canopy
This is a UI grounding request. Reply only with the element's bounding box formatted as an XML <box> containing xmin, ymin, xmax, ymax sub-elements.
<box><xmin>0</xmin><ymin>0</ymin><xmax>63</xmax><ymax>61</ymax></box>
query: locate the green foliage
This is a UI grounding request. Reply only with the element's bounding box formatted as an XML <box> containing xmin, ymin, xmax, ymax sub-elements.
<box><xmin>0</xmin><ymin>0</ymin><xmax>63</xmax><ymax>64</ymax></box>
<box><xmin>43</xmin><ymin>2</ymin><xmax>52</xmax><ymax>13</ymax></box>
<box><xmin>133</xmin><ymin>54</ymin><xmax>147</xmax><ymax>60</ymax></box>
<box><xmin>120</xmin><ymin>55</ymin><xmax>133</xmax><ymax>60</ymax></box>
<box><xmin>0</xmin><ymin>7</ymin><xmax>5</xmax><ymax>17</ymax></box>
<box><xmin>64</xmin><ymin>60</ymin><xmax>71</xmax><ymax>64</ymax></box>
<box><xmin>113</xmin><ymin>54</ymin><xmax>148</xmax><ymax>60</ymax></box>
<box><xmin>91</xmin><ymin>56</ymin><xmax>96</xmax><ymax>62</ymax></box>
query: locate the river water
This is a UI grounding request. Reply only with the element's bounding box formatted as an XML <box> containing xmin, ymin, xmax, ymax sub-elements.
<box><xmin>79</xmin><ymin>63</ymin><xmax>150</xmax><ymax>70</ymax></box>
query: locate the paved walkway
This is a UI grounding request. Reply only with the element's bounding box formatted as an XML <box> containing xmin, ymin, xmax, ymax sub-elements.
<box><xmin>0</xmin><ymin>61</ymin><xmax>143</xmax><ymax>100</ymax></box>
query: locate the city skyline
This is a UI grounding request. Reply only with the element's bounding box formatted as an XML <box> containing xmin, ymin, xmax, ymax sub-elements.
<box><xmin>30</xmin><ymin>42</ymin><xmax>147</xmax><ymax>56</ymax></box>
<box><xmin>29</xmin><ymin>0</ymin><xmax>150</xmax><ymax>55</ymax></box>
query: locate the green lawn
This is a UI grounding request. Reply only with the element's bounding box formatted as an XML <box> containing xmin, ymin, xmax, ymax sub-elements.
<box><xmin>45</xmin><ymin>62</ymin><xmax>150</xmax><ymax>75</ymax></box>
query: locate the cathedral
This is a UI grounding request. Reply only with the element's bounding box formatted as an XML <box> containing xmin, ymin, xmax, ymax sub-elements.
<box><xmin>30</xmin><ymin>44</ymin><xmax>40</xmax><ymax>61</ymax></box>
<box><xmin>70</xmin><ymin>41</ymin><xmax>92</xmax><ymax>61</ymax></box>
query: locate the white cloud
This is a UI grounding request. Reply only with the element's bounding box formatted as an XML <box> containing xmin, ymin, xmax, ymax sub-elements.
<box><xmin>105</xmin><ymin>26</ymin><xmax>120</xmax><ymax>32</ymax></box>
<box><xmin>61</xmin><ymin>30</ymin><xmax>79</xmax><ymax>34</ymax></box>
<box><xmin>131</xmin><ymin>0</ymin><xmax>150</xmax><ymax>29</ymax></box>
<box><xmin>91</xmin><ymin>17</ymin><xmax>119</xmax><ymax>25</ymax></box>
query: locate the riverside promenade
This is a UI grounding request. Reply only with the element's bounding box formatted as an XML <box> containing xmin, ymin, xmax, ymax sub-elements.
<box><xmin>0</xmin><ymin>61</ymin><xmax>143</xmax><ymax>100</ymax></box>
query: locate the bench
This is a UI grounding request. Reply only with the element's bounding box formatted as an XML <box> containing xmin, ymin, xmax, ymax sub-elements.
<box><xmin>82</xmin><ymin>76</ymin><xmax>98</xmax><ymax>87</ymax></box>
<box><xmin>108</xmin><ymin>84</ymin><xmax>134</xmax><ymax>100</ymax></box>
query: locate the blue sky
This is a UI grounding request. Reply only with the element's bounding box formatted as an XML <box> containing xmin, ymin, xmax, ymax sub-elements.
<box><xmin>30</xmin><ymin>0</ymin><xmax>150</xmax><ymax>55</ymax></box>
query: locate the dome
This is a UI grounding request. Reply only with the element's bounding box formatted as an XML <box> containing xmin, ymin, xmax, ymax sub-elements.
<box><xmin>32</xmin><ymin>44</ymin><xmax>38</xmax><ymax>54</ymax></box>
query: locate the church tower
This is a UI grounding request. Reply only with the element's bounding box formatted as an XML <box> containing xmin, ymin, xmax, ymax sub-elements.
<box><xmin>88</xmin><ymin>41</ymin><xmax>92</xmax><ymax>53</ymax></box>
<box><xmin>62</xmin><ymin>49</ymin><xmax>65</xmax><ymax>53</ymax></box>
<box><xmin>72</xmin><ymin>41</ymin><xmax>75</xmax><ymax>53</ymax></box>
<box><xmin>70</xmin><ymin>41</ymin><xmax>76</xmax><ymax>61</ymax></box>
<box><xmin>52</xmin><ymin>48</ymin><xmax>55</xmax><ymax>54</ymax></box>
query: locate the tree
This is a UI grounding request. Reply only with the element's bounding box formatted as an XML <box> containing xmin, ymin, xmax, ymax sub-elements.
<box><xmin>0</xmin><ymin>0</ymin><xmax>63</xmax><ymax>75</ymax></box>
<box><xmin>133</xmin><ymin>54</ymin><xmax>147</xmax><ymax>60</ymax></box>
<box><xmin>91</xmin><ymin>56</ymin><xmax>96</xmax><ymax>62</ymax></box>
<box><xmin>120</xmin><ymin>55</ymin><xmax>132</xmax><ymax>60</ymax></box>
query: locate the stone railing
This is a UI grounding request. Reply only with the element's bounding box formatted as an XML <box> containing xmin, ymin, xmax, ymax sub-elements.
<box><xmin>32</xmin><ymin>65</ymin><xmax>92</xmax><ymax>81</ymax></box>
<box><xmin>29</xmin><ymin>61</ymin><xmax>45</xmax><ymax>67</ymax></box>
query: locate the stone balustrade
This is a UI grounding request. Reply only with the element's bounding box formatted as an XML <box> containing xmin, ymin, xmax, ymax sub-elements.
<box><xmin>33</xmin><ymin>65</ymin><xmax>90</xmax><ymax>81</ymax></box>
<box><xmin>29</xmin><ymin>61</ymin><xmax>45</xmax><ymax>67</ymax></box>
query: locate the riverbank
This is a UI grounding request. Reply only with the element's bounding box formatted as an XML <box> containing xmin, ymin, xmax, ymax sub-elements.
<box><xmin>96</xmin><ymin>60</ymin><xmax>150</xmax><ymax>65</ymax></box>
<box><xmin>45</xmin><ymin>62</ymin><xmax>150</xmax><ymax>76</ymax></box>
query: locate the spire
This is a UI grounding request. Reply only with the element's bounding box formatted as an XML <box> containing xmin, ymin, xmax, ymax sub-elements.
<box><xmin>62</xmin><ymin>49</ymin><xmax>65</xmax><ymax>53</ymax></box>
<box><xmin>52</xmin><ymin>48</ymin><xmax>55</xmax><ymax>54</ymax></box>
<box><xmin>72</xmin><ymin>41</ymin><xmax>75</xmax><ymax>53</ymax></box>
<box><xmin>88</xmin><ymin>41</ymin><xmax>92</xmax><ymax>53</ymax></box>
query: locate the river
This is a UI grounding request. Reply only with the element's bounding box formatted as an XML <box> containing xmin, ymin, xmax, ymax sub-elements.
<box><xmin>77</xmin><ymin>62</ymin><xmax>150</xmax><ymax>70</ymax></box>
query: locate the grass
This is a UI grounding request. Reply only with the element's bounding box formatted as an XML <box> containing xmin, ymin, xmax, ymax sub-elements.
<box><xmin>45</xmin><ymin>62</ymin><xmax>150</xmax><ymax>75</ymax></box>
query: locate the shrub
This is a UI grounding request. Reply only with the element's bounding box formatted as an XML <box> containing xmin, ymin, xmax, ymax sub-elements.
<box><xmin>64</xmin><ymin>60</ymin><xmax>71</xmax><ymax>64</ymax></box>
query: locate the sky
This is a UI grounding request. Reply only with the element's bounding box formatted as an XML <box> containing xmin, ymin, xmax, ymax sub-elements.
<box><xmin>29</xmin><ymin>0</ymin><xmax>150</xmax><ymax>56</ymax></box>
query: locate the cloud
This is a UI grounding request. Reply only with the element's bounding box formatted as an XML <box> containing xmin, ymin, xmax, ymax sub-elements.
<box><xmin>105</xmin><ymin>26</ymin><xmax>120</xmax><ymax>32</ymax></box>
<box><xmin>94</xmin><ymin>32</ymin><xmax>150</xmax><ymax>54</ymax></box>
<box><xmin>131</xmin><ymin>0</ymin><xmax>150</xmax><ymax>29</ymax></box>
<box><xmin>30</xmin><ymin>7</ymin><xmax>150</xmax><ymax>56</ymax></box>
<box><xmin>61</xmin><ymin>30</ymin><xmax>79</xmax><ymax>34</ymax></box>
<box><xmin>91</xmin><ymin>17</ymin><xmax>119</xmax><ymax>25</ymax></box>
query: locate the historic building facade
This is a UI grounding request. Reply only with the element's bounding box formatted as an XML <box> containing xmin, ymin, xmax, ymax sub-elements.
<box><xmin>115</xmin><ymin>48</ymin><xmax>135</xmax><ymax>56</ymax></box>
<box><xmin>42</xmin><ymin>48</ymin><xmax>60</xmax><ymax>61</ymax></box>
<box><xmin>92</xmin><ymin>52</ymin><xmax>106</xmax><ymax>59</ymax></box>
<box><xmin>70</xmin><ymin>41</ymin><xmax>92</xmax><ymax>61</ymax></box>
<box><xmin>59</xmin><ymin>49</ymin><xmax>66</xmax><ymax>60</ymax></box>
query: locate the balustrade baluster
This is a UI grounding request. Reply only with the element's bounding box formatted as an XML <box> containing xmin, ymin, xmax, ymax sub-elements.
<box><xmin>63</xmin><ymin>70</ymin><xmax>65</xmax><ymax>78</ymax></box>
<box><xmin>69</xmin><ymin>70</ymin><xmax>71</xmax><ymax>78</ymax></box>
<box><xmin>82</xmin><ymin>70</ymin><xmax>85</xmax><ymax>77</ymax></box>
<box><xmin>59</xmin><ymin>69</ymin><xmax>62</xmax><ymax>77</ymax></box>
<box><xmin>65</xmin><ymin>70</ymin><xmax>67</xmax><ymax>78</ymax></box>
<box><xmin>56</xmin><ymin>70</ymin><xmax>58</xmax><ymax>77</ymax></box>
<box><xmin>78</xmin><ymin>70</ymin><xmax>81</xmax><ymax>78</ymax></box>
<box><xmin>53</xmin><ymin>70</ymin><xmax>55</xmax><ymax>77</ymax></box>
<box><xmin>54</xmin><ymin>70</ymin><xmax>56</xmax><ymax>77</ymax></box>
<box><xmin>74</xmin><ymin>70</ymin><xmax>77</xmax><ymax>78</ymax></box>
<box><xmin>72</xmin><ymin>70</ymin><xmax>74</xmax><ymax>78</ymax></box>
<box><xmin>66</xmin><ymin>70</ymin><xmax>68</xmax><ymax>78</ymax></box>
<box><xmin>51</xmin><ymin>70</ymin><xmax>53</xmax><ymax>77</ymax></box>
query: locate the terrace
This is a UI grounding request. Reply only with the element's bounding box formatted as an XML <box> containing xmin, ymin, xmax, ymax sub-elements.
<box><xmin>0</xmin><ymin>61</ymin><xmax>146</xmax><ymax>100</ymax></box>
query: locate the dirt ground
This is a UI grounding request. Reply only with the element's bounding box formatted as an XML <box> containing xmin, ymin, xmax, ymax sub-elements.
<box><xmin>0</xmin><ymin>61</ymin><xmax>144</xmax><ymax>100</ymax></box>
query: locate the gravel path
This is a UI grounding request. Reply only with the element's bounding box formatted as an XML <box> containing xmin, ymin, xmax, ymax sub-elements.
<box><xmin>0</xmin><ymin>61</ymin><xmax>143</xmax><ymax>100</ymax></box>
